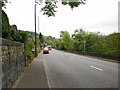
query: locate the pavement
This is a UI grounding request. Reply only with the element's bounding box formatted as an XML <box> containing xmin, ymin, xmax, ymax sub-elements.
<box><xmin>13</xmin><ymin>53</ymin><xmax>49</xmax><ymax>88</ymax></box>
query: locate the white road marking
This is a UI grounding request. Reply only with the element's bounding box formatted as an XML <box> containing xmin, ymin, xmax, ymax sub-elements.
<box><xmin>90</xmin><ymin>65</ymin><xmax>103</xmax><ymax>71</ymax></box>
<box><xmin>42</xmin><ymin>55</ymin><xmax>51</xmax><ymax>88</ymax></box>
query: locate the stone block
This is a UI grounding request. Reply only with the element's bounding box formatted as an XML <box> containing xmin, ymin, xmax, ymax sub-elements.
<box><xmin>9</xmin><ymin>68</ymin><xmax>14</xmax><ymax>76</ymax></box>
<box><xmin>2</xmin><ymin>61</ymin><xmax>10</xmax><ymax>74</ymax></box>
<box><xmin>2</xmin><ymin>81</ymin><xmax>7</xmax><ymax>88</ymax></box>
<box><xmin>6</xmin><ymin>76</ymin><xmax>11</xmax><ymax>88</ymax></box>
<box><xmin>2</xmin><ymin>73</ymin><xmax>5</xmax><ymax>83</ymax></box>
<box><xmin>2</xmin><ymin>47</ymin><xmax>8</xmax><ymax>56</ymax></box>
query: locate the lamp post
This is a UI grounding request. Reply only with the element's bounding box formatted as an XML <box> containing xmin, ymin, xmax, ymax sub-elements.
<box><xmin>38</xmin><ymin>16</ymin><xmax>41</xmax><ymax>53</ymax></box>
<box><xmin>34</xmin><ymin>0</ymin><xmax>42</xmax><ymax>56</ymax></box>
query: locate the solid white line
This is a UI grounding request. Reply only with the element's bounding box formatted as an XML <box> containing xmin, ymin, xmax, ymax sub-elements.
<box><xmin>90</xmin><ymin>65</ymin><xmax>103</xmax><ymax>71</ymax></box>
<box><xmin>42</xmin><ymin>55</ymin><xmax>51</xmax><ymax>89</ymax></box>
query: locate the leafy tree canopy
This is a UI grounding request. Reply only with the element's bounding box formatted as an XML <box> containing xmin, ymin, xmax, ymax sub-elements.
<box><xmin>37</xmin><ymin>0</ymin><xmax>87</xmax><ymax>17</ymax></box>
<box><xmin>39</xmin><ymin>32</ymin><xmax>44</xmax><ymax>43</ymax></box>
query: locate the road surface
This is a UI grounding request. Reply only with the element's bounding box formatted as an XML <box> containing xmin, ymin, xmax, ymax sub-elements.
<box><xmin>43</xmin><ymin>49</ymin><xmax>118</xmax><ymax>88</ymax></box>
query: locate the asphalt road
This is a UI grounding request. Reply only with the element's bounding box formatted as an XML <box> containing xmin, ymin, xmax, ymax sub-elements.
<box><xmin>43</xmin><ymin>49</ymin><xmax>118</xmax><ymax>88</ymax></box>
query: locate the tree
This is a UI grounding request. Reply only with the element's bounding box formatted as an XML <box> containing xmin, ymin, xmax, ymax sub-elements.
<box><xmin>59</xmin><ymin>31</ymin><xmax>72</xmax><ymax>50</ymax></box>
<box><xmin>71</xmin><ymin>29</ymin><xmax>105</xmax><ymax>53</ymax></box>
<box><xmin>85</xmin><ymin>32</ymin><xmax>104</xmax><ymax>54</ymax></box>
<box><xmin>72</xmin><ymin>29</ymin><xmax>86</xmax><ymax>52</ymax></box>
<box><xmin>39</xmin><ymin>0</ymin><xmax>87</xmax><ymax>17</ymax></box>
<box><xmin>103</xmin><ymin>33</ymin><xmax>120</xmax><ymax>57</ymax></box>
<box><xmin>39</xmin><ymin>32</ymin><xmax>44</xmax><ymax>43</ymax></box>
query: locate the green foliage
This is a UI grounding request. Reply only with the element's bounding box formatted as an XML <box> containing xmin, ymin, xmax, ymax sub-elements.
<box><xmin>2</xmin><ymin>10</ymin><xmax>11</xmax><ymax>39</ymax></box>
<box><xmin>72</xmin><ymin>29</ymin><xmax>87</xmax><ymax>52</ymax></box>
<box><xmin>56</xmin><ymin>31</ymin><xmax>72</xmax><ymax>50</ymax></box>
<box><xmin>71</xmin><ymin>30</ymin><xmax>105</xmax><ymax>53</ymax></box>
<box><xmin>62</xmin><ymin>2</ymin><xmax>83</xmax><ymax>8</ymax></box>
<box><xmin>39</xmin><ymin>32</ymin><xmax>44</xmax><ymax>43</ymax></box>
<box><xmin>43</xmin><ymin>35</ymin><xmax>57</xmax><ymax>48</ymax></box>
<box><xmin>26</xmin><ymin>31</ymin><xmax>39</xmax><ymax>37</ymax></box>
<box><xmin>20</xmin><ymin>32</ymin><xmax>35</xmax><ymax>62</ymax></box>
<box><xmin>61</xmin><ymin>31</ymin><xmax>72</xmax><ymax>50</ymax></box>
<box><xmin>18</xmin><ymin>31</ymin><xmax>35</xmax><ymax>62</ymax></box>
<box><xmin>103</xmin><ymin>33</ymin><xmax>120</xmax><ymax>56</ymax></box>
<box><xmin>19</xmin><ymin>32</ymin><xmax>29</xmax><ymax>55</ymax></box>
<box><xmin>11</xmin><ymin>30</ymin><xmax>22</xmax><ymax>41</ymax></box>
<box><xmin>40</xmin><ymin>0</ymin><xmax>86</xmax><ymax>17</ymax></box>
<box><xmin>52</xmin><ymin>29</ymin><xmax>120</xmax><ymax>58</ymax></box>
<box><xmin>27</xmin><ymin>51</ymin><xmax>34</xmax><ymax>63</ymax></box>
<box><xmin>28</xmin><ymin>41</ymin><xmax>34</xmax><ymax>51</ymax></box>
<box><xmin>41</xmin><ymin>1</ymin><xmax>57</xmax><ymax>17</ymax></box>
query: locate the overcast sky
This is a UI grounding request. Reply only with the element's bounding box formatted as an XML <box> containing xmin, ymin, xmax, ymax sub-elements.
<box><xmin>3</xmin><ymin>0</ymin><xmax>119</xmax><ymax>38</ymax></box>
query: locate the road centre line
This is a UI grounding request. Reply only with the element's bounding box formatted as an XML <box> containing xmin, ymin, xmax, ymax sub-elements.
<box><xmin>90</xmin><ymin>65</ymin><xmax>103</xmax><ymax>71</ymax></box>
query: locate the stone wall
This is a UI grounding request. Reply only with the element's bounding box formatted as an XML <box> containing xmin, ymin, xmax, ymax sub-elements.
<box><xmin>1</xmin><ymin>38</ymin><xmax>27</xmax><ymax>88</ymax></box>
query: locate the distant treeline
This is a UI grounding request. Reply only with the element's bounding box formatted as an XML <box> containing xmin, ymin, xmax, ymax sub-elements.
<box><xmin>45</xmin><ymin>29</ymin><xmax>120</xmax><ymax>60</ymax></box>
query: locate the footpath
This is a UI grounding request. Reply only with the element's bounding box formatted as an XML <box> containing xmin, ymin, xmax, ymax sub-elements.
<box><xmin>13</xmin><ymin>53</ymin><xmax>49</xmax><ymax>88</ymax></box>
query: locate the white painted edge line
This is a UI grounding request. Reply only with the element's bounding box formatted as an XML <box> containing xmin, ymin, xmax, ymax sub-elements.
<box><xmin>90</xmin><ymin>65</ymin><xmax>103</xmax><ymax>71</ymax></box>
<box><xmin>42</xmin><ymin>55</ymin><xmax>51</xmax><ymax>89</ymax></box>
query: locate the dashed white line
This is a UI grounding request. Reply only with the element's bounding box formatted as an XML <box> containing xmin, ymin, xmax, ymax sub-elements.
<box><xmin>90</xmin><ymin>65</ymin><xmax>103</xmax><ymax>71</ymax></box>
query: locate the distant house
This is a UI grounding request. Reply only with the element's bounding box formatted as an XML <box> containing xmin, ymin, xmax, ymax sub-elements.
<box><xmin>28</xmin><ymin>35</ymin><xmax>34</xmax><ymax>41</ymax></box>
<box><xmin>28</xmin><ymin>37</ymin><xmax>34</xmax><ymax>41</ymax></box>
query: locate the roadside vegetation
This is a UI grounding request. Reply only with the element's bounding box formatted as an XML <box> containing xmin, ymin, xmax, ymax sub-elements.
<box><xmin>44</xmin><ymin>30</ymin><xmax>120</xmax><ymax>61</ymax></box>
<box><xmin>2</xmin><ymin>9</ymin><xmax>35</xmax><ymax>62</ymax></box>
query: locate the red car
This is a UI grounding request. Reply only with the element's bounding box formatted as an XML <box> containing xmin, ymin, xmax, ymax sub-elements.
<box><xmin>43</xmin><ymin>48</ymin><xmax>49</xmax><ymax>54</ymax></box>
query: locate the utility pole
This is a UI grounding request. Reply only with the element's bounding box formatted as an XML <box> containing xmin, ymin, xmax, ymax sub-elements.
<box><xmin>35</xmin><ymin>0</ymin><xmax>41</xmax><ymax>56</ymax></box>
<box><xmin>38</xmin><ymin>16</ymin><xmax>40</xmax><ymax>52</ymax></box>
<box><xmin>34</xmin><ymin>1</ymin><xmax>37</xmax><ymax>57</ymax></box>
<box><xmin>38</xmin><ymin>16</ymin><xmax>39</xmax><ymax>33</ymax></box>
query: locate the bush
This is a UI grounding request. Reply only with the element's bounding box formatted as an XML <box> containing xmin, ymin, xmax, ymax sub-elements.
<box><xmin>19</xmin><ymin>32</ymin><xmax>28</xmax><ymax>55</ymax></box>
<box><xmin>27</xmin><ymin>51</ymin><xmax>34</xmax><ymax>63</ymax></box>
<box><xmin>28</xmin><ymin>41</ymin><xmax>34</xmax><ymax>51</ymax></box>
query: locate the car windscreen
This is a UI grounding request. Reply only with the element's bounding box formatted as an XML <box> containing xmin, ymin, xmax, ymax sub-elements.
<box><xmin>44</xmin><ymin>48</ymin><xmax>48</xmax><ymax>50</ymax></box>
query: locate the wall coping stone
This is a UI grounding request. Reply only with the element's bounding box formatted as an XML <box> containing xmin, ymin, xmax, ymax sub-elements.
<box><xmin>0</xmin><ymin>38</ymin><xmax>23</xmax><ymax>46</ymax></box>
